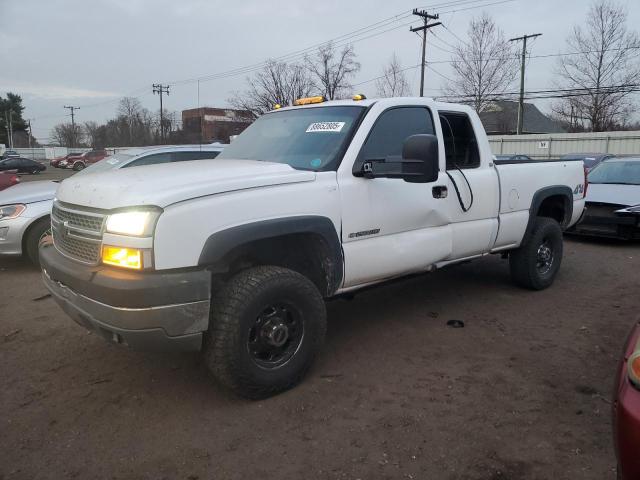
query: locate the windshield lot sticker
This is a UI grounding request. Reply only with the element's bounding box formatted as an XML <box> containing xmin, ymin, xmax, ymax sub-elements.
<box><xmin>306</xmin><ymin>122</ymin><xmax>345</xmax><ymax>133</ymax></box>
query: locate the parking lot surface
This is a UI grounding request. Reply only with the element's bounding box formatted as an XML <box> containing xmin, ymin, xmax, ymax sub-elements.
<box><xmin>1</xmin><ymin>237</ymin><xmax>638</xmax><ymax>479</ymax></box>
<box><xmin>17</xmin><ymin>166</ymin><xmax>74</xmax><ymax>183</ymax></box>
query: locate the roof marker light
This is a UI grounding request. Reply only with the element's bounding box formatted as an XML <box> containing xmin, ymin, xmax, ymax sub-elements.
<box><xmin>293</xmin><ymin>96</ymin><xmax>326</xmax><ymax>106</ymax></box>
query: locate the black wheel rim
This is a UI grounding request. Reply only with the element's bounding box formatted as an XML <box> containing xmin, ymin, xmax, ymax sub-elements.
<box><xmin>247</xmin><ymin>303</ymin><xmax>304</xmax><ymax>369</ymax></box>
<box><xmin>536</xmin><ymin>239</ymin><xmax>554</xmax><ymax>275</ymax></box>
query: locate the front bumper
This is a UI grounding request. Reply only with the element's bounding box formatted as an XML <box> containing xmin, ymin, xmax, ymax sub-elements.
<box><xmin>569</xmin><ymin>203</ymin><xmax>640</xmax><ymax>239</ymax></box>
<box><xmin>40</xmin><ymin>244</ymin><xmax>211</xmax><ymax>352</ymax></box>
<box><xmin>0</xmin><ymin>215</ymin><xmax>33</xmax><ymax>255</ymax></box>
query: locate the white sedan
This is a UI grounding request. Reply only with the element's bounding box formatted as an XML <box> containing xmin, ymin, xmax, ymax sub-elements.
<box><xmin>0</xmin><ymin>144</ymin><xmax>225</xmax><ymax>266</ymax></box>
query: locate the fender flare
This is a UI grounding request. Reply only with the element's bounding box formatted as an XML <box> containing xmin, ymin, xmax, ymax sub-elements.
<box><xmin>198</xmin><ymin>215</ymin><xmax>343</xmax><ymax>294</ymax></box>
<box><xmin>526</xmin><ymin>185</ymin><xmax>573</xmax><ymax>236</ymax></box>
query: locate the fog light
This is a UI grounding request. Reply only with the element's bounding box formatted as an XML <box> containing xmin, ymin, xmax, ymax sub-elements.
<box><xmin>102</xmin><ymin>246</ymin><xmax>142</xmax><ymax>269</ymax></box>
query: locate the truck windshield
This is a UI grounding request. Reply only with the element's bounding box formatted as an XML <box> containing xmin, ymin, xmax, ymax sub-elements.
<box><xmin>588</xmin><ymin>159</ymin><xmax>640</xmax><ymax>185</ymax></box>
<box><xmin>217</xmin><ymin>106</ymin><xmax>366</xmax><ymax>171</ymax></box>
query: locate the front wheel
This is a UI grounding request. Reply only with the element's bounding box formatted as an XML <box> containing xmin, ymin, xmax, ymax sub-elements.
<box><xmin>73</xmin><ymin>162</ymin><xmax>85</xmax><ymax>171</ymax></box>
<box><xmin>24</xmin><ymin>217</ymin><xmax>51</xmax><ymax>268</ymax></box>
<box><xmin>509</xmin><ymin>217</ymin><xmax>563</xmax><ymax>290</ymax></box>
<box><xmin>203</xmin><ymin>266</ymin><xmax>326</xmax><ymax>399</ymax></box>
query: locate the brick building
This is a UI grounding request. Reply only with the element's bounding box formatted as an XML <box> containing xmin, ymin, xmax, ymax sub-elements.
<box><xmin>181</xmin><ymin>107</ymin><xmax>253</xmax><ymax>143</ymax></box>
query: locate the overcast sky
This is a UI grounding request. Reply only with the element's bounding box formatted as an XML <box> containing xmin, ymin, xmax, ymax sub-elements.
<box><xmin>1</xmin><ymin>0</ymin><xmax>638</xmax><ymax>143</ymax></box>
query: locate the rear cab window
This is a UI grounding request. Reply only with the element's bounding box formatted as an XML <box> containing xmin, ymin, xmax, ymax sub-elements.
<box><xmin>439</xmin><ymin>112</ymin><xmax>480</xmax><ymax>170</ymax></box>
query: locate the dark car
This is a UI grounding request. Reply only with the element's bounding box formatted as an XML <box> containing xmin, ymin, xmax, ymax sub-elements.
<box><xmin>568</xmin><ymin>158</ymin><xmax>640</xmax><ymax>239</ymax></box>
<box><xmin>494</xmin><ymin>154</ymin><xmax>533</xmax><ymax>162</ymax></box>
<box><xmin>0</xmin><ymin>157</ymin><xmax>47</xmax><ymax>174</ymax></box>
<box><xmin>1</xmin><ymin>150</ymin><xmax>20</xmax><ymax>159</ymax></box>
<box><xmin>613</xmin><ymin>319</ymin><xmax>640</xmax><ymax>480</ymax></box>
<box><xmin>561</xmin><ymin>153</ymin><xmax>615</xmax><ymax>171</ymax></box>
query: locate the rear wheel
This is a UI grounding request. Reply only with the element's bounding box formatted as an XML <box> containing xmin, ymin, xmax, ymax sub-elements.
<box><xmin>24</xmin><ymin>217</ymin><xmax>51</xmax><ymax>268</ymax></box>
<box><xmin>509</xmin><ymin>217</ymin><xmax>563</xmax><ymax>290</ymax></box>
<box><xmin>203</xmin><ymin>266</ymin><xmax>326</xmax><ymax>399</ymax></box>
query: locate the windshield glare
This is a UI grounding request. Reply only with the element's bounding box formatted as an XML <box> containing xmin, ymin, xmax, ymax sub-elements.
<box><xmin>217</xmin><ymin>106</ymin><xmax>365</xmax><ymax>171</ymax></box>
<box><xmin>588</xmin><ymin>160</ymin><xmax>640</xmax><ymax>185</ymax></box>
<box><xmin>76</xmin><ymin>153</ymin><xmax>133</xmax><ymax>175</ymax></box>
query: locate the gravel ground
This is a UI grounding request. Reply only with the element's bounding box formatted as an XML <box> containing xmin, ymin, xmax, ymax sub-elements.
<box><xmin>0</xmin><ymin>237</ymin><xmax>638</xmax><ymax>480</ymax></box>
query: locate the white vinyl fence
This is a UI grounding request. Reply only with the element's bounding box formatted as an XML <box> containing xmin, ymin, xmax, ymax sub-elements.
<box><xmin>489</xmin><ymin>130</ymin><xmax>640</xmax><ymax>159</ymax></box>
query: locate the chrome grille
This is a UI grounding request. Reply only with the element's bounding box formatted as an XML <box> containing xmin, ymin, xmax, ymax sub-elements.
<box><xmin>52</xmin><ymin>204</ymin><xmax>104</xmax><ymax>232</ymax></box>
<box><xmin>51</xmin><ymin>203</ymin><xmax>105</xmax><ymax>265</ymax></box>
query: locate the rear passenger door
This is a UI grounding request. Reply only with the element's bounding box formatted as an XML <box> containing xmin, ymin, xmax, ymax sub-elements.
<box><xmin>438</xmin><ymin>111</ymin><xmax>499</xmax><ymax>258</ymax></box>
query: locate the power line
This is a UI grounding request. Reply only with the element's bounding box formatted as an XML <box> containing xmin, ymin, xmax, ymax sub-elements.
<box><xmin>166</xmin><ymin>0</ymin><xmax>511</xmax><ymax>87</ymax></box>
<box><xmin>28</xmin><ymin>0</ymin><xmax>518</xmax><ymax>123</ymax></box>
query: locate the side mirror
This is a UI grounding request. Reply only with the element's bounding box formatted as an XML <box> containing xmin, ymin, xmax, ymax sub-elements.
<box><xmin>359</xmin><ymin>134</ymin><xmax>439</xmax><ymax>183</ymax></box>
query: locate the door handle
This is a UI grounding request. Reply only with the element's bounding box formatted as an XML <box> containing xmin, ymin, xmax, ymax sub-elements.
<box><xmin>432</xmin><ymin>185</ymin><xmax>448</xmax><ymax>199</ymax></box>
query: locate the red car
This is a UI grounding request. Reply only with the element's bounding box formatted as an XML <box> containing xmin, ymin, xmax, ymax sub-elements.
<box><xmin>613</xmin><ymin>320</ymin><xmax>640</xmax><ymax>479</ymax></box>
<box><xmin>51</xmin><ymin>153</ymin><xmax>83</xmax><ymax>168</ymax></box>
<box><xmin>0</xmin><ymin>171</ymin><xmax>19</xmax><ymax>191</ymax></box>
<box><xmin>63</xmin><ymin>149</ymin><xmax>108</xmax><ymax>171</ymax></box>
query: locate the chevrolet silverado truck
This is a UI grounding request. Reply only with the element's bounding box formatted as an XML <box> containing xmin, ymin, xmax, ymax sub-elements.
<box><xmin>40</xmin><ymin>96</ymin><xmax>587</xmax><ymax>398</ymax></box>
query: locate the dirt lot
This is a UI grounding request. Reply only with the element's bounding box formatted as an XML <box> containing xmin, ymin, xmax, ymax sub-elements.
<box><xmin>1</xmin><ymin>237</ymin><xmax>638</xmax><ymax>480</ymax></box>
<box><xmin>18</xmin><ymin>167</ymin><xmax>74</xmax><ymax>183</ymax></box>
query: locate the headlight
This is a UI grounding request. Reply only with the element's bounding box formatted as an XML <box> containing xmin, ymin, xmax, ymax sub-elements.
<box><xmin>629</xmin><ymin>353</ymin><xmax>640</xmax><ymax>389</ymax></box>
<box><xmin>105</xmin><ymin>210</ymin><xmax>160</xmax><ymax>237</ymax></box>
<box><xmin>0</xmin><ymin>204</ymin><xmax>26</xmax><ymax>220</ymax></box>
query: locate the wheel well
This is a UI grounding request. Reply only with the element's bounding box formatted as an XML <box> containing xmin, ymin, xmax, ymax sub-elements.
<box><xmin>210</xmin><ymin>233</ymin><xmax>339</xmax><ymax>297</ymax></box>
<box><xmin>22</xmin><ymin>215</ymin><xmax>50</xmax><ymax>252</ymax></box>
<box><xmin>536</xmin><ymin>194</ymin><xmax>568</xmax><ymax>225</ymax></box>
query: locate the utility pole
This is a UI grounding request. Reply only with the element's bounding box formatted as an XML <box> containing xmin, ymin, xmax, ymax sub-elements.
<box><xmin>64</xmin><ymin>105</ymin><xmax>80</xmax><ymax>147</ymax></box>
<box><xmin>410</xmin><ymin>8</ymin><xmax>441</xmax><ymax>97</ymax></box>
<box><xmin>509</xmin><ymin>33</ymin><xmax>542</xmax><ymax>135</ymax></box>
<box><xmin>4</xmin><ymin>110</ymin><xmax>14</xmax><ymax>149</ymax></box>
<box><xmin>153</xmin><ymin>84</ymin><xmax>170</xmax><ymax>143</ymax></box>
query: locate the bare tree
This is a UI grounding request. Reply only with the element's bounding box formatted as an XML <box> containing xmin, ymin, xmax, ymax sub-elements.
<box><xmin>305</xmin><ymin>42</ymin><xmax>361</xmax><ymax>100</ymax></box>
<box><xmin>375</xmin><ymin>54</ymin><xmax>410</xmax><ymax>97</ymax></box>
<box><xmin>552</xmin><ymin>0</ymin><xmax>640</xmax><ymax>132</ymax></box>
<box><xmin>51</xmin><ymin>123</ymin><xmax>85</xmax><ymax>147</ymax></box>
<box><xmin>228</xmin><ymin>60</ymin><xmax>313</xmax><ymax>117</ymax></box>
<box><xmin>83</xmin><ymin>121</ymin><xmax>100</xmax><ymax>148</ymax></box>
<box><xmin>445</xmin><ymin>13</ymin><xmax>518</xmax><ymax>112</ymax></box>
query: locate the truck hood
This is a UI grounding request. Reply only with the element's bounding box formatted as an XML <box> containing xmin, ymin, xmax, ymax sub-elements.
<box><xmin>0</xmin><ymin>180</ymin><xmax>58</xmax><ymax>205</ymax></box>
<box><xmin>586</xmin><ymin>183</ymin><xmax>640</xmax><ymax>207</ymax></box>
<box><xmin>56</xmin><ymin>159</ymin><xmax>316</xmax><ymax>209</ymax></box>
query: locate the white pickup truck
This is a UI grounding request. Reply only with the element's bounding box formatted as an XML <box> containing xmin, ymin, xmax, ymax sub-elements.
<box><xmin>40</xmin><ymin>96</ymin><xmax>586</xmax><ymax>398</ymax></box>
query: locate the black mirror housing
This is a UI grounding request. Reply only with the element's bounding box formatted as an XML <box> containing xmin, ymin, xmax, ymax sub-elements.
<box><xmin>401</xmin><ymin>134</ymin><xmax>439</xmax><ymax>183</ymax></box>
<box><xmin>359</xmin><ymin>134</ymin><xmax>439</xmax><ymax>183</ymax></box>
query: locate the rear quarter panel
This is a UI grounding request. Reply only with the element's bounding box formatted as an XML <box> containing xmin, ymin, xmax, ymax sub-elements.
<box><xmin>493</xmin><ymin>161</ymin><xmax>585</xmax><ymax>250</ymax></box>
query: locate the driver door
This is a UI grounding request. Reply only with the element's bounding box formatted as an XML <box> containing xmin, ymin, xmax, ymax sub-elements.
<box><xmin>338</xmin><ymin>105</ymin><xmax>453</xmax><ymax>288</ymax></box>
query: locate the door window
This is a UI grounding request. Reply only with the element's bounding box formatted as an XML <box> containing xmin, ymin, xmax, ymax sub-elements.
<box><xmin>439</xmin><ymin>112</ymin><xmax>480</xmax><ymax>170</ymax></box>
<box><xmin>172</xmin><ymin>151</ymin><xmax>220</xmax><ymax>162</ymax></box>
<box><xmin>356</xmin><ymin>107</ymin><xmax>435</xmax><ymax>170</ymax></box>
<box><xmin>124</xmin><ymin>153</ymin><xmax>173</xmax><ymax>168</ymax></box>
